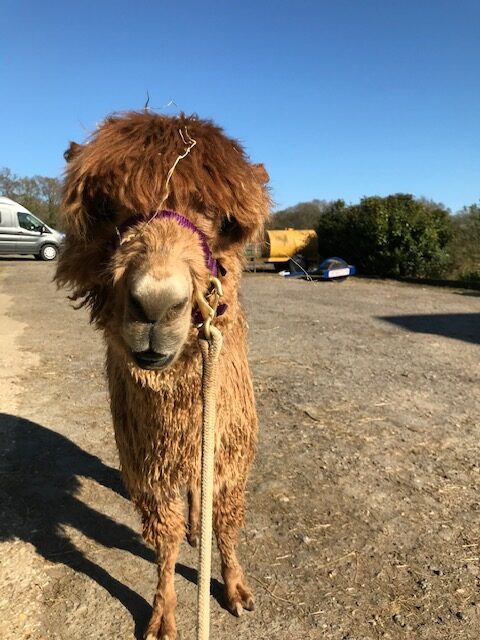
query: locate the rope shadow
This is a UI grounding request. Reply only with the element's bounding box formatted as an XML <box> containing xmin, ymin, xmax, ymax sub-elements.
<box><xmin>175</xmin><ymin>563</ymin><xmax>225</xmax><ymax>608</ymax></box>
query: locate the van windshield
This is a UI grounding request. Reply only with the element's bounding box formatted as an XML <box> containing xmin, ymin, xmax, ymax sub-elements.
<box><xmin>17</xmin><ymin>212</ymin><xmax>44</xmax><ymax>232</ymax></box>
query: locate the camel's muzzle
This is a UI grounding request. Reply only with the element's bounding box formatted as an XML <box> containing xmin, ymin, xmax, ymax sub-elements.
<box><xmin>132</xmin><ymin>349</ymin><xmax>174</xmax><ymax>370</ymax></box>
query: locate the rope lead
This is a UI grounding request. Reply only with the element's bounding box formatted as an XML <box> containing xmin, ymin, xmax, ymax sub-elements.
<box><xmin>197</xmin><ymin>325</ymin><xmax>223</xmax><ymax>640</ymax></box>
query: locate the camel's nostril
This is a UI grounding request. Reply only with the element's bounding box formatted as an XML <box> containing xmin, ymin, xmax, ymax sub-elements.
<box><xmin>133</xmin><ymin>350</ymin><xmax>173</xmax><ymax>369</ymax></box>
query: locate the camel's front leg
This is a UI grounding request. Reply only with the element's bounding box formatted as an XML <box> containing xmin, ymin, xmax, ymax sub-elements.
<box><xmin>142</xmin><ymin>495</ymin><xmax>185</xmax><ymax>640</ymax></box>
<box><xmin>213</xmin><ymin>482</ymin><xmax>255</xmax><ymax>616</ymax></box>
<box><xmin>187</xmin><ymin>486</ymin><xmax>200</xmax><ymax>547</ymax></box>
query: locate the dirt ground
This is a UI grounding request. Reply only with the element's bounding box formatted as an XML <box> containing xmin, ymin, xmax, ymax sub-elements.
<box><xmin>0</xmin><ymin>259</ymin><xmax>479</xmax><ymax>640</ymax></box>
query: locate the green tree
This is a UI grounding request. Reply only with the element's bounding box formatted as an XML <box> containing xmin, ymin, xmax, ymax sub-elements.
<box><xmin>448</xmin><ymin>204</ymin><xmax>480</xmax><ymax>280</ymax></box>
<box><xmin>316</xmin><ymin>194</ymin><xmax>452</xmax><ymax>278</ymax></box>
<box><xmin>0</xmin><ymin>168</ymin><xmax>18</xmax><ymax>197</ymax></box>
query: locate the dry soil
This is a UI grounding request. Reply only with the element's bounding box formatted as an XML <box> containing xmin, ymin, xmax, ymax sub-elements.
<box><xmin>0</xmin><ymin>259</ymin><xmax>479</xmax><ymax>640</ymax></box>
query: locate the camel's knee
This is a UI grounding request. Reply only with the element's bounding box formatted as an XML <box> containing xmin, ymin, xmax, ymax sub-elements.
<box><xmin>213</xmin><ymin>483</ymin><xmax>246</xmax><ymax>539</ymax></box>
<box><xmin>139</xmin><ymin>495</ymin><xmax>185</xmax><ymax>547</ymax></box>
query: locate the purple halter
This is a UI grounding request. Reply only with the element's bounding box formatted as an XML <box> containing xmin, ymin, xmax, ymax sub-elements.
<box><xmin>116</xmin><ymin>210</ymin><xmax>227</xmax><ymax>323</ymax></box>
<box><xmin>116</xmin><ymin>210</ymin><xmax>223</xmax><ymax>276</ymax></box>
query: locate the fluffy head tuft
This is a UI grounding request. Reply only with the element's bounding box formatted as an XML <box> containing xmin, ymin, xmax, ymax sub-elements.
<box><xmin>56</xmin><ymin>111</ymin><xmax>271</xmax><ymax>326</ymax></box>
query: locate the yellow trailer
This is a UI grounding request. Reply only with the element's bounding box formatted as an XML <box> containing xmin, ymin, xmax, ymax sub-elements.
<box><xmin>245</xmin><ymin>228</ymin><xmax>318</xmax><ymax>271</ymax></box>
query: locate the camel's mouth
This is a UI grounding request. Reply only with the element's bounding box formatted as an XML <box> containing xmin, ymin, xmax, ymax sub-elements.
<box><xmin>132</xmin><ymin>349</ymin><xmax>175</xmax><ymax>371</ymax></box>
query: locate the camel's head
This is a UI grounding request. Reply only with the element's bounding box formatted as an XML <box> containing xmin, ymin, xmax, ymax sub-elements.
<box><xmin>56</xmin><ymin>112</ymin><xmax>270</xmax><ymax>370</ymax></box>
<box><xmin>110</xmin><ymin>212</ymin><xmax>216</xmax><ymax>370</ymax></box>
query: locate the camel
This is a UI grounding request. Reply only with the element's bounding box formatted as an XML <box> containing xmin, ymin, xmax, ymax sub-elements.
<box><xmin>55</xmin><ymin>111</ymin><xmax>270</xmax><ymax>639</ymax></box>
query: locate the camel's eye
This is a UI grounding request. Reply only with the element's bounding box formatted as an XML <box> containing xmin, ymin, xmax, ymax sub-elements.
<box><xmin>219</xmin><ymin>215</ymin><xmax>239</xmax><ymax>236</ymax></box>
<box><xmin>90</xmin><ymin>193</ymin><xmax>116</xmax><ymax>221</ymax></box>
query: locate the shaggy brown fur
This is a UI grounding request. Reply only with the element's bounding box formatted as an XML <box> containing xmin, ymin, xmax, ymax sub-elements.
<box><xmin>56</xmin><ymin>111</ymin><xmax>270</xmax><ymax>639</ymax></box>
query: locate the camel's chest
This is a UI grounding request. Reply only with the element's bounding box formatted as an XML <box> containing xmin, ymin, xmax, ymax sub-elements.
<box><xmin>109</xmin><ymin>362</ymin><xmax>205</xmax><ymax>492</ymax></box>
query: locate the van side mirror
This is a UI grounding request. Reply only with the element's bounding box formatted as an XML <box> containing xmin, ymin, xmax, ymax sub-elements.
<box><xmin>40</xmin><ymin>225</ymin><xmax>47</xmax><ymax>234</ymax></box>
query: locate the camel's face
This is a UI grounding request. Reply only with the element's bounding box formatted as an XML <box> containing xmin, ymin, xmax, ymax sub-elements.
<box><xmin>111</xmin><ymin>218</ymin><xmax>209</xmax><ymax>370</ymax></box>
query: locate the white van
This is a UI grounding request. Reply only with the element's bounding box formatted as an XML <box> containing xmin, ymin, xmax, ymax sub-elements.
<box><xmin>0</xmin><ymin>197</ymin><xmax>64</xmax><ymax>260</ymax></box>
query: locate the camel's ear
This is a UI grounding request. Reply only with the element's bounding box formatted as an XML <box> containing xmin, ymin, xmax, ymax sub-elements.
<box><xmin>64</xmin><ymin>141</ymin><xmax>84</xmax><ymax>163</ymax></box>
<box><xmin>252</xmin><ymin>163</ymin><xmax>269</xmax><ymax>185</ymax></box>
<box><xmin>62</xmin><ymin>141</ymin><xmax>100</xmax><ymax>240</ymax></box>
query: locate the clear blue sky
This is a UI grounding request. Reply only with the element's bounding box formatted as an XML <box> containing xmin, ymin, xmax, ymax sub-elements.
<box><xmin>1</xmin><ymin>0</ymin><xmax>479</xmax><ymax>212</ymax></box>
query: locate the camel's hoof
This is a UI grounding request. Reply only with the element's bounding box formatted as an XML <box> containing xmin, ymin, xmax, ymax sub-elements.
<box><xmin>187</xmin><ymin>533</ymin><xmax>198</xmax><ymax>548</ymax></box>
<box><xmin>229</xmin><ymin>594</ymin><xmax>255</xmax><ymax>617</ymax></box>
<box><xmin>226</xmin><ymin>579</ymin><xmax>255</xmax><ymax>617</ymax></box>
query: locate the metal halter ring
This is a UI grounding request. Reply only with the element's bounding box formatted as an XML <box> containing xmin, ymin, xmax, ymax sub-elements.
<box><xmin>194</xmin><ymin>276</ymin><xmax>224</xmax><ymax>340</ymax></box>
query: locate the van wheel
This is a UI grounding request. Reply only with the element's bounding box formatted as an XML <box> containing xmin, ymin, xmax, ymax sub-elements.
<box><xmin>40</xmin><ymin>244</ymin><xmax>58</xmax><ymax>261</ymax></box>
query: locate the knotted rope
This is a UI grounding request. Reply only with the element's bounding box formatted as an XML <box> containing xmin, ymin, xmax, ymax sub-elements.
<box><xmin>197</xmin><ymin>325</ymin><xmax>223</xmax><ymax>640</ymax></box>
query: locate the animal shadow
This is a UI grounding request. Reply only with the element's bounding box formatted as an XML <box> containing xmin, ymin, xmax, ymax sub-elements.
<box><xmin>379</xmin><ymin>313</ymin><xmax>480</xmax><ymax>345</ymax></box>
<box><xmin>0</xmin><ymin>413</ymin><xmax>224</xmax><ymax>637</ymax></box>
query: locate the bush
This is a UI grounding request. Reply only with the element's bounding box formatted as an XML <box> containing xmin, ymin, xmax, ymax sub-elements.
<box><xmin>448</xmin><ymin>204</ymin><xmax>480</xmax><ymax>281</ymax></box>
<box><xmin>316</xmin><ymin>194</ymin><xmax>452</xmax><ymax>278</ymax></box>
